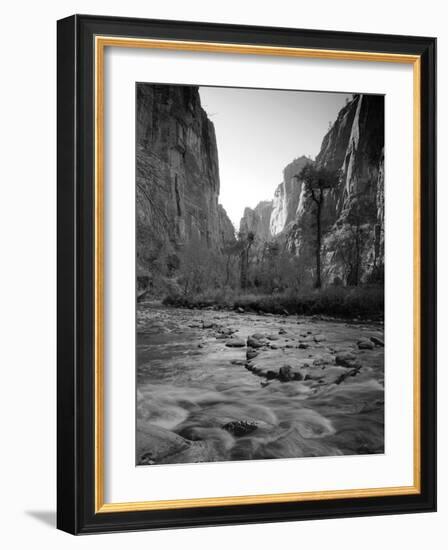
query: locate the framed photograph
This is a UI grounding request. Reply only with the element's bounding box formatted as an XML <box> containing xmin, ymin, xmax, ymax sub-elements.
<box><xmin>57</xmin><ymin>14</ymin><xmax>436</xmax><ymax>534</ymax></box>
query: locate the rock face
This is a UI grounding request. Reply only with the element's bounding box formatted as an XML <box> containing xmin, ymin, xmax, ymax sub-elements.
<box><xmin>136</xmin><ymin>84</ymin><xmax>235</xmax><ymax>292</ymax></box>
<box><xmin>238</xmin><ymin>156</ymin><xmax>311</xmax><ymax>243</ymax></box>
<box><xmin>239</xmin><ymin>201</ymin><xmax>273</xmax><ymax>240</ymax></box>
<box><xmin>287</xmin><ymin>94</ymin><xmax>385</xmax><ymax>284</ymax></box>
<box><xmin>238</xmin><ymin>94</ymin><xmax>385</xmax><ymax>286</ymax></box>
<box><xmin>270</xmin><ymin>156</ymin><xmax>313</xmax><ymax>236</ymax></box>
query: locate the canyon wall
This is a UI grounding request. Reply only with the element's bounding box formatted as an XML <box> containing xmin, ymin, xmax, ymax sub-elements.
<box><xmin>239</xmin><ymin>201</ymin><xmax>273</xmax><ymax>241</ymax></box>
<box><xmin>239</xmin><ymin>156</ymin><xmax>311</xmax><ymax>243</ymax></box>
<box><xmin>270</xmin><ymin>156</ymin><xmax>312</xmax><ymax>236</ymax></box>
<box><xmin>136</xmin><ymin>84</ymin><xmax>235</xmax><ymax>292</ymax></box>
<box><xmin>239</xmin><ymin>94</ymin><xmax>385</xmax><ymax>286</ymax></box>
<box><xmin>288</xmin><ymin>94</ymin><xmax>385</xmax><ymax>284</ymax></box>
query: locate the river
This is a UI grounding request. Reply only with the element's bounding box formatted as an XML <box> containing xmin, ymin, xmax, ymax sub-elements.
<box><xmin>136</xmin><ymin>302</ymin><xmax>384</xmax><ymax>466</ymax></box>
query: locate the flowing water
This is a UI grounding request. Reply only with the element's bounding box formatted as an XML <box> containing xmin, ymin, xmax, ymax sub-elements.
<box><xmin>136</xmin><ymin>302</ymin><xmax>384</xmax><ymax>465</ymax></box>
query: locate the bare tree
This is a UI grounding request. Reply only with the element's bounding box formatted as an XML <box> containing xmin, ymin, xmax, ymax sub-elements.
<box><xmin>298</xmin><ymin>165</ymin><xmax>339</xmax><ymax>288</ymax></box>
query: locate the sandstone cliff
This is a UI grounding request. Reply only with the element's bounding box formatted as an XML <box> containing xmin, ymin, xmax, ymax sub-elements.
<box><xmin>287</xmin><ymin>94</ymin><xmax>385</xmax><ymax>284</ymax></box>
<box><xmin>136</xmin><ymin>84</ymin><xmax>235</xmax><ymax>292</ymax></box>
<box><xmin>238</xmin><ymin>94</ymin><xmax>384</xmax><ymax>286</ymax></box>
<box><xmin>239</xmin><ymin>201</ymin><xmax>273</xmax><ymax>241</ymax></box>
<box><xmin>270</xmin><ymin>156</ymin><xmax>312</xmax><ymax>236</ymax></box>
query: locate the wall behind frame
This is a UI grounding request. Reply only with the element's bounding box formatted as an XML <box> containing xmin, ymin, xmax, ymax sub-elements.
<box><xmin>0</xmin><ymin>0</ymin><xmax>443</xmax><ymax>548</ymax></box>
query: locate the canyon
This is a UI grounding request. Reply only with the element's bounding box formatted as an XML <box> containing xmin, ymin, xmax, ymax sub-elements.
<box><xmin>135</xmin><ymin>86</ymin><xmax>385</xmax><ymax>466</ymax></box>
<box><xmin>136</xmin><ymin>85</ymin><xmax>385</xmax><ymax>297</ymax></box>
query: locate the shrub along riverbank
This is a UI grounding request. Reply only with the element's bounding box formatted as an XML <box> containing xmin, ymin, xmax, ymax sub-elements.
<box><xmin>162</xmin><ymin>286</ymin><xmax>384</xmax><ymax>320</ymax></box>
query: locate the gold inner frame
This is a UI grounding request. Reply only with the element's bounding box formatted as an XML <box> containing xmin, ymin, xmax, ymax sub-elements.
<box><xmin>94</xmin><ymin>36</ymin><xmax>421</xmax><ymax>513</ymax></box>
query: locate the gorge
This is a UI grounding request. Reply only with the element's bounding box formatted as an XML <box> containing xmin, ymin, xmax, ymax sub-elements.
<box><xmin>135</xmin><ymin>84</ymin><xmax>385</xmax><ymax>466</ymax></box>
<box><xmin>136</xmin><ymin>84</ymin><xmax>384</xmax><ymax>315</ymax></box>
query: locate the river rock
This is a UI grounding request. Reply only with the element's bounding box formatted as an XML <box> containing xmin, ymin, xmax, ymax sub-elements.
<box><xmin>335</xmin><ymin>352</ymin><xmax>358</xmax><ymax>368</ymax></box>
<box><xmin>267</xmin><ymin>334</ymin><xmax>280</xmax><ymax>341</ymax></box>
<box><xmin>137</xmin><ymin>423</ymin><xmax>192</xmax><ymax>465</ymax></box>
<box><xmin>222</xmin><ymin>420</ymin><xmax>258</xmax><ymax>437</ymax></box>
<box><xmin>246</xmin><ymin>349</ymin><xmax>259</xmax><ymax>360</ymax></box>
<box><xmin>219</xmin><ymin>327</ymin><xmax>235</xmax><ymax>336</ymax></box>
<box><xmin>313</xmin><ymin>354</ymin><xmax>333</xmax><ymax>366</ymax></box>
<box><xmin>247</xmin><ymin>336</ymin><xmax>265</xmax><ymax>348</ymax></box>
<box><xmin>278</xmin><ymin>365</ymin><xmax>294</xmax><ymax>382</ymax></box>
<box><xmin>225</xmin><ymin>337</ymin><xmax>246</xmax><ymax>347</ymax></box>
<box><xmin>358</xmin><ymin>338</ymin><xmax>375</xmax><ymax>350</ymax></box>
<box><xmin>370</xmin><ymin>336</ymin><xmax>385</xmax><ymax>347</ymax></box>
<box><xmin>314</xmin><ymin>334</ymin><xmax>326</xmax><ymax>342</ymax></box>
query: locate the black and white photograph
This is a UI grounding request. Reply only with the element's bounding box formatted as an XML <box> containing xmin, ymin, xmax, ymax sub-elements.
<box><xmin>135</xmin><ymin>83</ymin><xmax>385</xmax><ymax>466</ymax></box>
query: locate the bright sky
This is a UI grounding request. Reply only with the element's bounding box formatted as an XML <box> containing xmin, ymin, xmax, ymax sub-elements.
<box><xmin>199</xmin><ymin>86</ymin><xmax>351</xmax><ymax>228</ymax></box>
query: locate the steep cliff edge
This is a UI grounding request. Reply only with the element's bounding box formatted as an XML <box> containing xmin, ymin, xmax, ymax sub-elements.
<box><xmin>238</xmin><ymin>94</ymin><xmax>384</xmax><ymax>287</ymax></box>
<box><xmin>136</xmin><ymin>84</ymin><xmax>235</xmax><ymax>293</ymax></box>
<box><xmin>270</xmin><ymin>156</ymin><xmax>312</xmax><ymax>236</ymax></box>
<box><xmin>238</xmin><ymin>156</ymin><xmax>311</xmax><ymax>243</ymax></box>
<box><xmin>239</xmin><ymin>201</ymin><xmax>273</xmax><ymax>241</ymax></box>
<box><xmin>288</xmin><ymin>94</ymin><xmax>385</xmax><ymax>284</ymax></box>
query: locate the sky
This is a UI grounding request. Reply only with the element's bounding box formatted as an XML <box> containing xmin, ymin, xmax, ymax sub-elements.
<box><xmin>199</xmin><ymin>86</ymin><xmax>351</xmax><ymax>228</ymax></box>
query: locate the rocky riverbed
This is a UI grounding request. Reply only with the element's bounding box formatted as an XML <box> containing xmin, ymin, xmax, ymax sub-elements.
<box><xmin>136</xmin><ymin>302</ymin><xmax>384</xmax><ymax>466</ymax></box>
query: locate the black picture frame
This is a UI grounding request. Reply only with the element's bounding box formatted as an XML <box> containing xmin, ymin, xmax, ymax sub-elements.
<box><xmin>57</xmin><ymin>14</ymin><xmax>436</xmax><ymax>534</ymax></box>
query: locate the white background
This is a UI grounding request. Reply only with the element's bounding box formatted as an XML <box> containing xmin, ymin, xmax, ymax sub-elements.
<box><xmin>105</xmin><ymin>48</ymin><xmax>414</xmax><ymax>502</ymax></box>
<box><xmin>0</xmin><ymin>0</ymin><xmax>444</xmax><ymax>548</ymax></box>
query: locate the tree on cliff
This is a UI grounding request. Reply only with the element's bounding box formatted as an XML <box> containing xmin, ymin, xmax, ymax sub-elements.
<box><xmin>298</xmin><ymin>165</ymin><xmax>340</xmax><ymax>288</ymax></box>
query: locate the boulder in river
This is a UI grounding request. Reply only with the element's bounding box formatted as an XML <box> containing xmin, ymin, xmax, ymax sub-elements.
<box><xmin>358</xmin><ymin>338</ymin><xmax>375</xmax><ymax>350</ymax></box>
<box><xmin>246</xmin><ymin>349</ymin><xmax>259</xmax><ymax>360</ymax></box>
<box><xmin>247</xmin><ymin>336</ymin><xmax>265</xmax><ymax>348</ymax></box>
<box><xmin>231</xmin><ymin>359</ymin><xmax>247</xmax><ymax>366</ymax></box>
<box><xmin>370</xmin><ymin>336</ymin><xmax>385</xmax><ymax>347</ymax></box>
<box><xmin>278</xmin><ymin>365</ymin><xmax>294</xmax><ymax>382</ymax></box>
<box><xmin>137</xmin><ymin>423</ymin><xmax>218</xmax><ymax>465</ymax></box>
<box><xmin>335</xmin><ymin>352</ymin><xmax>359</xmax><ymax>368</ymax></box>
<box><xmin>222</xmin><ymin>420</ymin><xmax>258</xmax><ymax>437</ymax></box>
<box><xmin>225</xmin><ymin>337</ymin><xmax>246</xmax><ymax>348</ymax></box>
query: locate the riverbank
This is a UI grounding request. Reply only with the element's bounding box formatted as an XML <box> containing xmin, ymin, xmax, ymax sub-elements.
<box><xmin>162</xmin><ymin>285</ymin><xmax>383</xmax><ymax>320</ymax></box>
